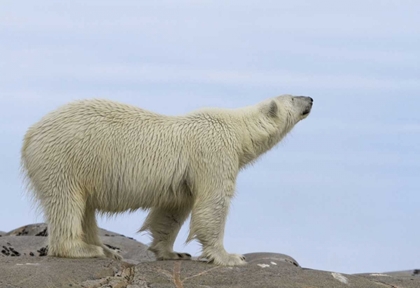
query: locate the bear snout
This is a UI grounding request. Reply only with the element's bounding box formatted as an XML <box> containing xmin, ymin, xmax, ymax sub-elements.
<box><xmin>294</xmin><ymin>96</ymin><xmax>313</xmax><ymax>116</ymax></box>
<box><xmin>294</xmin><ymin>96</ymin><xmax>313</xmax><ymax>103</ymax></box>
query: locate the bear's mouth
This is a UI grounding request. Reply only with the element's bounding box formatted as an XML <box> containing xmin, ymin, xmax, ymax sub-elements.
<box><xmin>302</xmin><ymin>108</ymin><xmax>311</xmax><ymax>116</ymax></box>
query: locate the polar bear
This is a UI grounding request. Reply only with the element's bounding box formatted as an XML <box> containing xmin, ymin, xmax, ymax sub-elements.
<box><xmin>21</xmin><ymin>95</ymin><xmax>313</xmax><ymax>266</ymax></box>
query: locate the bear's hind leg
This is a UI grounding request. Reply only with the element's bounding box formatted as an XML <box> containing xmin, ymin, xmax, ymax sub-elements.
<box><xmin>45</xmin><ymin>189</ymin><xmax>106</xmax><ymax>259</ymax></box>
<box><xmin>140</xmin><ymin>204</ymin><xmax>192</xmax><ymax>261</ymax></box>
<box><xmin>82</xmin><ymin>204</ymin><xmax>123</xmax><ymax>260</ymax></box>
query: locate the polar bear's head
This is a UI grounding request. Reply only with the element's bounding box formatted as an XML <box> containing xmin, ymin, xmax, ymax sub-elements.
<box><xmin>240</xmin><ymin>94</ymin><xmax>313</xmax><ymax>166</ymax></box>
<box><xmin>267</xmin><ymin>95</ymin><xmax>313</xmax><ymax>124</ymax></box>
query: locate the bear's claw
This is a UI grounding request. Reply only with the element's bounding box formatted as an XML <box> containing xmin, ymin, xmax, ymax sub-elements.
<box><xmin>156</xmin><ymin>251</ymin><xmax>192</xmax><ymax>260</ymax></box>
<box><xmin>102</xmin><ymin>245</ymin><xmax>123</xmax><ymax>260</ymax></box>
<box><xmin>201</xmin><ymin>252</ymin><xmax>247</xmax><ymax>266</ymax></box>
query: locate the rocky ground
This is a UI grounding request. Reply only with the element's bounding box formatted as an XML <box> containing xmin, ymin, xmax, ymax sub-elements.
<box><xmin>1</xmin><ymin>224</ymin><xmax>418</xmax><ymax>288</ymax></box>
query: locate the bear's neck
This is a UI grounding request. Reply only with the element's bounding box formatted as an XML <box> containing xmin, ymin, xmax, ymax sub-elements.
<box><xmin>237</xmin><ymin>107</ymin><xmax>293</xmax><ymax>168</ymax></box>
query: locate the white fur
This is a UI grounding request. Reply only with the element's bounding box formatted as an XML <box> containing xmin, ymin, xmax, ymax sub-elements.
<box><xmin>21</xmin><ymin>95</ymin><xmax>313</xmax><ymax>265</ymax></box>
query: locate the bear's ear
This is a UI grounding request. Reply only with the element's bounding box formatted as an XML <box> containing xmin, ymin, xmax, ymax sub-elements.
<box><xmin>264</xmin><ymin>100</ymin><xmax>278</xmax><ymax>117</ymax></box>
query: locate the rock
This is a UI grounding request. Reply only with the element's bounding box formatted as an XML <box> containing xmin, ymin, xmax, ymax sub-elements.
<box><xmin>5</xmin><ymin>223</ymin><xmax>48</xmax><ymax>236</ymax></box>
<box><xmin>357</xmin><ymin>270</ymin><xmax>420</xmax><ymax>288</ymax></box>
<box><xmin>97</xmin><ymin>227</ymin><xmax>156</xmax><ymax>263</ymax></box>
<box><xmin>128</xmin><ymin>254</ymin><xmax>392</xmax><ymax>288</ymax></box>
<box><xmin>0</xmin><ymin>257</ymin><xmax>134</xmax><ymax>288</ymax></box>
<box><xmin>244</xmin><ymin>252</ymin><xmax>300</xmax><ymax>267</ymax></box>
<box><xmin>1</xmin><ymin>236</ymin><xmax>46</xmax><ymax>257</ymax></box>
<box><xmin>2</xmin><ymin>223</ymin><xmax>155</xmax><ymax>263</ymax></box>
<box><xmin>1</xmin><ymin>224</ymin><xmax>419</xmax><ymax>287</ymax></box>
<box><xmin>383</xmin><ymin>269</ymin><xmax>420</xmax><ymax>276</ymax></box>
<box><xmin>0</xmin><ymin>231</ymin><xmax>5</xmax><ymax>237</ymax></box>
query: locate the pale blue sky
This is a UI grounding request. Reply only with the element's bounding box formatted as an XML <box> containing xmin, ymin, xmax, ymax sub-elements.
<box><xmin>1</xmin><ymin>0</ymin><xmax>419</xmax><ymax>274</ymax></box>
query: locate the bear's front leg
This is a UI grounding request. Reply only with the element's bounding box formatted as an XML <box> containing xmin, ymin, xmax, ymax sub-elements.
<box><xmin>188</xmin><ymin>180</ymin><xmax>246</xmax><ymax>266</ymax></box>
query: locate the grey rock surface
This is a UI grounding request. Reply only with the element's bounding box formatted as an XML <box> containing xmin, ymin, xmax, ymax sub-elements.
<box><xmin>244</xmin><ymin>252</ymin><xmax>300</xmax><ymax>267</ymax></box>
<box><xmin>1</xmin><ymin>224</ymin><xmax>419</xmax><ymax>288</ymax></box>
<box><xmin>5</xmin><ymin>223</ymin><xmax>49</xmax><ymax>236</ymax></box>
<box><xmin>129</xmin><ymin>255</ymin><xmax>414</xmax><ymax>288</ymax></box>
<box><xmin>2</xmin><ymin>223</ymin><xmax>155</xmax><ymax>262</ymax></box>
<box><xmin>0</xmin><ymin>257</ymin><xmax>134</xmax><ymax>288</ymax></box>
<box><xmin>382</xmin><ymin>269</ymin><xmax>420</xmax><ymax>276</ymax></box>
<box><xmin>1</xmin><ymin>236</ymin><xmax>47</xmax><ymax>257</ymax></box>
<box><xmin>357</xmin><ymin>270</ymin><xmax>420</xmax><ymax>288</ymax></box>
